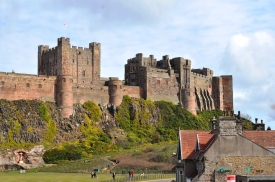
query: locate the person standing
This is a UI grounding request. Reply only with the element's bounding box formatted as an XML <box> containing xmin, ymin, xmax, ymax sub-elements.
<box><xmin>112</xmin><ymin>172</ymin><xmax>116</xmax><ymax>180</ymax></box>
<box><xmin>131</xmin><ymin>170</ymin><xmax>134</xmax><ymax>179</ymax></box>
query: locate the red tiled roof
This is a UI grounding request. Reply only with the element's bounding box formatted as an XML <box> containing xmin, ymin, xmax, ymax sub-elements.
<box><xmin>243</xmin><ymin>130</ymin><xmax>275</xmax><ymax>148</ymax></box>
<box><xmin>179</xmin><ymin>130</ymin><xmax>216</xmax><ymax>159</ymax></box>
<box><xmin>198</xmin><ymin>133</ymin><xmax>216</xmax><ymax>150</ymax></box>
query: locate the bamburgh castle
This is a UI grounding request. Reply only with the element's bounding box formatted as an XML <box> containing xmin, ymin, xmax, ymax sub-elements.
<box><xmin>0</xmin><ymin>37</ymin><xmax>233</xmax><ymax>117</ymax></box>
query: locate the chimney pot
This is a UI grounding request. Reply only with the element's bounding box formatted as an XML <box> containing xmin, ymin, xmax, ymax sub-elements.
<box><xmin>255</xmin><ymin>118</ymin><xmax>258</xmax><ymax>123</ymax></box>
<box><xmin>261</xmin><ymin>120</ymin><xmax>263</xmax><ymax>124</ymax></box>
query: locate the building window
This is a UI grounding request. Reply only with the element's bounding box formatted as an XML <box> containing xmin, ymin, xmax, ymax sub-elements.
<box><xmin>62</xmin><ymin>78</ymin><xmax>66</xmax><ymax>82</ymax></box>
<box><xmin>38</xmin><ymin>84</ymin><xmax>42</xmax><ymax>88</ymax></box>
<box><xmin>82</xmin><ymin>70</ymin><xmax>85</xmax><ymax>77</ymax></box>
<box><xmin>1</xmin><ymin>81</ymin><xmax>4</xmax><ymax>87</ymax></box>
<box><xmin>73</xmin><ymin>55</ymin><xmax>74</xmax><ymax>63</ymax></box>
<box><xmin>87</xmin><ymin>57</ymin><xmax>89</xmax><ymax>65</ymax></box>
<box><xmin>26</xmin><ymin>83</ymin><xmax>30</xmax><ymax>88</ymax></box>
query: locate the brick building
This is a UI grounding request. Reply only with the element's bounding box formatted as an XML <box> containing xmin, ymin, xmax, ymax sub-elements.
<box><xmin>0</xmin><ymin>37</ymin><xmax>233</xmax><ymax>117</ymax></box>
<box><xmin>175</xmin><ymin>112</ymin><xmax>275</xmax><ymax>182</ymax></box>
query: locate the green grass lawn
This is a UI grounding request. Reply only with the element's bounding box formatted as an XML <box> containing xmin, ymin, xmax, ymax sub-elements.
<box><xmin>0</xmin><ymin>172</ymin><xmax>119</xmax><ymax>182</ymax></box>
<box><xmin>0</xmin><ymin>171</ymin><xmax>175</xmax><ymax>182</ymax></box>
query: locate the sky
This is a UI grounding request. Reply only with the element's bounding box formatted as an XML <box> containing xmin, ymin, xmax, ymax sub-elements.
<box><xmin>1</xmin><ymin>0</ymin><xmax>275</xmax><ymax>129</ymax></box>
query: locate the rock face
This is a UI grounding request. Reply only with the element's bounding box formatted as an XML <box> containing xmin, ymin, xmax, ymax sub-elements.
<box><xmin>0</xmin><ymin>145</ymin><xmax>45</xmax><ymax>170</ymax></box>
<box><xmin>0</xmin><ymin>98</ymin><xmax>162</xmax><ymax>168</ymax></box>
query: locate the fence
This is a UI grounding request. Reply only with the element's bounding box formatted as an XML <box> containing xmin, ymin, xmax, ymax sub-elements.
<box><xmin>101</xmin><ymin>173</ymin><xmax>175</xmax><ymax>182</ymax></box>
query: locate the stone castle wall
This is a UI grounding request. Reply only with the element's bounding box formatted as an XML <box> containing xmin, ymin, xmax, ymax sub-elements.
<box><xmin>0</xmin><ymin>72</ymin><xmax>56</xmax><ymax>102</ymax></box>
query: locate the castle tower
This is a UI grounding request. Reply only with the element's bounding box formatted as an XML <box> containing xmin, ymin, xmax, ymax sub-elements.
<box><xmin>56</xmin><ymin>37</ymin><xmax>73</xmax><ymax>117</ymax></box>
<box><xmin>180</xmin><ymin>59</ymin><xmax>196</xmax><ymax>114</ymax></box>
<box><xmin>108</xmin><ymin>77</ymin><xmax>123</xmax><ymax>106</ymax></box>
<box><xmin>89</xmin><ymin>42</ymin><xmax>101</xmax><ymax>85</ymax></box>
<box><xmin>38</xmin><ymin>45</ymin><xmax>49</xmax><ymax>75</ymax></box>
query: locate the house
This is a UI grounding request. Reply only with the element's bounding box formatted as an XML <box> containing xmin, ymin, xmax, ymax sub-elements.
<box><xmin>175</xmin><ymin>112</ymin><xmax>275</xmax><ymax>182</ymax></box>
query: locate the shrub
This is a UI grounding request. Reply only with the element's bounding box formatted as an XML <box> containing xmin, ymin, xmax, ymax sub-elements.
<box><xmin>83</xmin><ymin>101</ymin><xmax>102</xmax><ymax>122</ymax></box>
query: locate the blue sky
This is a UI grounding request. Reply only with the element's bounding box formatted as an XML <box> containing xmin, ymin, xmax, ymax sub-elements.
<box><xmin>1</xmin><ymin>0</ymin><xmax>275</xmax><ymax>129</ymax></box>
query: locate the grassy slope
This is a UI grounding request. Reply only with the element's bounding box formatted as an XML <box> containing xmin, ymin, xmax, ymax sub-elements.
<box><xmin>35</xmin><ymin>143</ymin><xmax>177</xmax><ymax>174</ymax></box>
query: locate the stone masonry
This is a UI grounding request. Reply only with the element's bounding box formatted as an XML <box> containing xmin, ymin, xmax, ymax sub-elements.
<box><xmin>0</xmin><ymin>37</ymin><xmax>233</xmax><ymax>117</ymax></box>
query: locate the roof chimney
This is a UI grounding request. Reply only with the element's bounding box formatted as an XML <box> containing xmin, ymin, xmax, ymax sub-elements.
<box><xmin>255</xmin><ymin>118</ymin><xmax>258</xmax><ymax>124</ymax></box>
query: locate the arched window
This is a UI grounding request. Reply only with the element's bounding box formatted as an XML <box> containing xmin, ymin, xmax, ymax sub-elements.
<box><xmin>82</xmin><ymin>70</ymin><xmax>85</xmax><ymax>77</ymax></box>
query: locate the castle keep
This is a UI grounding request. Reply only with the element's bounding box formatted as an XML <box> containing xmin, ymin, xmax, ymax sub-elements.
<box><xmin>0</xmin><ymin>37</ymin><xmax>233</xmax><ymax>117</ymax></box>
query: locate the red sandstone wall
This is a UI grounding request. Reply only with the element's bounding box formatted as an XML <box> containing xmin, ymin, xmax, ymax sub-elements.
<box><xmin>0</xmin><ymin>72</ymin><xmax>56</xmax><ymax>102</ymax></box>
<box><xmin>123</xmin><ymin>86</ymin><xmax>143</xmax><ymax>99</ymax></box>
<box><xmin>73</xmin><ymin>86</ymin><xmax>109</xmax><ymax>106</ymax></box>
<box><xmin>222</xmin><ymin>75</ymin><xmax>233</xmax><ymax>111</ymax></box>
<box><xmin>212</xmin><ymin>77</ymin><xmax>223</xmax><ymax>110</ymax></box>
<box><xmin>146</xmin><ymin>72</ymin><xmax>179</xmax><ymax>104</ymax></box>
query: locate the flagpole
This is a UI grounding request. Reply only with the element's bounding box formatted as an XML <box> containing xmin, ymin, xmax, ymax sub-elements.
<box><xmin>64</xmin><ymin>23</ymin><xmax>68</xmax><ymax>37</ymax></box>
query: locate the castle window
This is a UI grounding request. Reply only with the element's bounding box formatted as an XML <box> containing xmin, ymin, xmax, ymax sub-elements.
<box><xmin>82</xmin><ymin>70</ymin><xmax>85</xmax><ymax>77</ymax></box>
<box><xmin>1</xmin><ymin>81</ymin><xmax>4</xmax><ymax>87</ymax></box>
<box><xmin>38</xmin><ymin>84</ymin><xmax>42</xmax><ymax>88</ymax></box>
<box><xmin>157</xmin><ymin>80</ymin><xmax>160</xmax><ymax>84</ymax></box>
<box><xmin>73</xmin><ymin>55</ymin><xmax>74</xmax><ymax>63</ymax></box>
<box><xmin>62</xmin><ymin>78</ymin><xmax>66</xmax><ymax>82</ymax></box>
<box><xmin>26</xmin><ymin>83</ymin><xmax>30</xmax><ymax>88</ymax></box>
<box><xmin>87</xmin><ymin>57</ymin><xmax>89</xmax><ymax>65</ymax></box>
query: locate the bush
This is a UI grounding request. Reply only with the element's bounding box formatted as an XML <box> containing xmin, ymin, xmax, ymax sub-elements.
<box><xmin>43</xmin><ymin>145</ymin><xmax>82</xmax><ymax>164</ymax></box>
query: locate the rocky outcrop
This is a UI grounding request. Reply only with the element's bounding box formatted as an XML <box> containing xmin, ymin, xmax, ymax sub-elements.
<box><xmin>0</xmin><ymin>145</ymin><xmax>45</xmax><ymax>170</ymax></box>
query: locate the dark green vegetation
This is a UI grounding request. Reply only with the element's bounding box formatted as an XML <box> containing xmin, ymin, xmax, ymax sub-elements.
<box><xmin>0</xmin><ymin>96</ymin><xmax>254</xmax><ymax>166</ymax></box>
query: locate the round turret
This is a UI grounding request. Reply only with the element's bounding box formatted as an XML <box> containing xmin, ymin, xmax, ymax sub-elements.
<box><xmin>56</xmin><ymin>75</ymin><xmax>73</xmax><ymax>117</ymax></box>
<box><xmin>108</xmin><ymin>77</ymin><xmax>123</xmax><ymax>107</ymax></box>
<box><xmin>182</xmin><ymin>87</ymin><xmax>196</xmax><ymax>115</ymax></box>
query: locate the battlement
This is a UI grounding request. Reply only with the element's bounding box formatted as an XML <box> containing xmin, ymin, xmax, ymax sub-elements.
<box><xmin>42</xmin><ymin>46</ymin><xmax>57</xmax><ymax>53</ymax></box>
<box><xmin>191</xmin><ymin>72</ymin><xmax>207</xmax><ymax>78</ymax></box>
<box><xmin>58</xmin><ymin>37</ymin><xmax>70</xmax><ymax>44</ymax></box>
<box><xmin>89</xmin><ymin>42</ymin><xmax>101</xmax><ymax>49</ymax></box>
<box><xmin>38</xmin><ymin>45</ymin><xmax>49</xmax><ymax>52</ymax></box>
<box><xmin>191</xmin><ymin>67</ymin><xmax>213</xmax><ymax>76</ymax></box>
